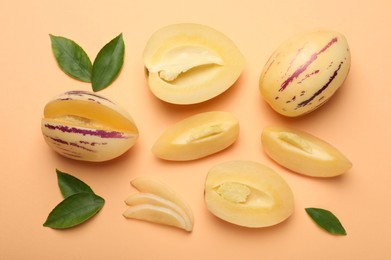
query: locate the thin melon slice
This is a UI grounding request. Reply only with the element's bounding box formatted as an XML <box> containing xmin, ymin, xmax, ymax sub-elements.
<box><xmin>130</xmin><ymin>176</ymin><xmax>194</xmax><ymax>224</ymax></box>
<box><xmin>125</xmin><ymin>192</ymin><xmax>193</xmax><ymax>231</ymax></box>
<box><xmin>123</xmin><ymin>204</ymin><xmax>190</xmax><ymax>231</ymax></box>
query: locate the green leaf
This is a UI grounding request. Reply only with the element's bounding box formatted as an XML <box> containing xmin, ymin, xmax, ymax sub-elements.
<box><xmin>91</xmin><ymin>33</ymin><xmax>125</xmax><ymax>92</ymax></box>
<box><xmin>43</xmin><ymin>193</ymin><xmax>105</xmax><ymax>229</ymax></box>
<box><xmin>49</xmin><ymin>34</ymin><xmax>92</xmax><ymax>82</ymax></box>
<box><xmin>56</xmin><ymin>169</ymin><xmax>94</xmax><ymax>198</ymax></box>
<box><xmin>305</xmin><ymin>208</ymin><xmax>347</xmax><ymax>235</ymax></box>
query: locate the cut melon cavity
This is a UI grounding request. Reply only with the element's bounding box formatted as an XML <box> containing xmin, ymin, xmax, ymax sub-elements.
<box><xmin>143</xmin><ymin>23</ymin><xmax>245</xmax><ymax>104</ymax></box>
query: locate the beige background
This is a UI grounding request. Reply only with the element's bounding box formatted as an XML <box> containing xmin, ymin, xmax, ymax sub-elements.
<box><xmin>1</xmin><ymin>0</ymin><xmax>390</xmax><ymax>259</ymax></box>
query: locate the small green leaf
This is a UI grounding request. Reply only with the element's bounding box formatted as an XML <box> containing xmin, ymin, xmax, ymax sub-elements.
<box><xmin>49</xmin><ymin>34</ymin><xmax>92</xmax><ymax>82</ymax></box>
<box><xmin>43</xmin><ymin>193</ymin><xmax>105</xmax><ymax>229</ymax></box>
<box><xmin>91</xmin><ymin>33</ymin><xmax>125</xmax><ymax>92</ymax></box>
<box><xmin>305</xmin><ymin>208</ymin><xmax>347</xmax><ymax>235</ymax></box>
<box><xmin>56</xmin><ymin>169</ymin><xmax>94</xmax><ymax>198</ymax></box>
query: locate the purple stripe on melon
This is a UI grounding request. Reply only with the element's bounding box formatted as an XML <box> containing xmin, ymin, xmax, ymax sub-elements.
<box><xmin>61</xmin><ymin>152</ymin><xmax>83</xmax><ymax>158</ymax></box>
<box><xmin>282</xmin><ymin>47</ymin><xmax>305</xmax><ymax>79</ymax></box>
<box><xmin>45</xmin><ymin>135</ymin><xmax>96</xmax><ymax>152</ymax></box>
<box><xmin>87</xmin><ymin>98</ymin><xmax>101</xmax><ymax>104</ymax></box>
<box><xmin>65</xmin><ymin>90</ymin><xmax>114</xmax><ymax>103</ymax></box>
<box><xmin>57</xmin><ymin>146</ymin><xmax>78</xmax><ymax>153</ymax></box>
<box><xmin>279</xmin><ymin>37</ymin><xmax>338</xmax><ymax>92</ymax></box>
<box><xmin>297</xmin><ymin>61</ymin><xmax>344</xmax><ymax>108</ymax></box>
<box><xmin>263</xmin><ymin>58</ymin><xmax>276</xmax><ymax>77</ymax></box>
<box><xmin>47</xmin><ymin>136</ymin><xmax>68</xmax><ymax>145</ymax></box>
<box><xmin>286</xmin><ymin>96</ymin><xmax>296</xmax><ymax>104</ymax></box>
<box><xmin>44</xmin><ymin>124</ymin><xmax>128</xmax><ymax>139</ymax></box>
<box><xmin>319</xmin><ymin>37</ymin><xmax>338</xmax><ymax>53</ymax></box>
<box><xmin>79</xmin><ymin>140</ymin><xmax>108</xmax><ymax>146</ymax></box>
<box><xmin>298</xmin><ymin>69</ymin><xmax>320</xmax><ymax>84</ymax></box>
<box><xmin>69</xmin><ymin>142</ymin><xmax>96</xmax><ymax>152</ymax></box>
<box><xmin>66</xmin><ymin>90</ymin><xmax>85</xmax><ymax>96</ymax></box>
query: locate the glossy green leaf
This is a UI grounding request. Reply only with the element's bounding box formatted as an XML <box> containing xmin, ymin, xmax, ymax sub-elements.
<box><xmin>56</xmin><ymin>169</ymin><xmax>94</xmax><ymax>198</ymax></box>
<box><xmin>91</xmin><ymin>33</ymin><xmax>125</xmax><ymax>92</ymax></box>
<box><xmin>49</xmin><ymin>34</ymin><xmax>92</xmax><ymax>82</ymax></box>
<box><xmin>305</xmin><ymin>208</ymin><xmax>347</xmax><ymax>235</ymax></box>
<box><xmin>43</xmin><ymin>193</ymin><xmax>105</xmax><ymax>229</ymax></box>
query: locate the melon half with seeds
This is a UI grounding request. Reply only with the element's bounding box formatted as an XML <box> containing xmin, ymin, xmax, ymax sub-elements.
<box><xmin>143</xmin><ymin>23</ymin><xmax>245</xmax><ymax>104</ymax></box>
<box><xmin>204</xmin><ymin>160</ymin><xmax>294</xmax><ymax>228</ymax></box>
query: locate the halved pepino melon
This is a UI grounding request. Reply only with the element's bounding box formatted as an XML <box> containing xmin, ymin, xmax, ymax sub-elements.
<box><xmin>143</xmin><ymin>23</ymin><xmax>245</xmax><ymax>104</ymax></box>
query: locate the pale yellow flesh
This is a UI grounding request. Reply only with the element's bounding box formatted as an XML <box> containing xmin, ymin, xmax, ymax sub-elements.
<box><xmin>143</xmin><ymin>23</ymin><xmax>245</xmax><ymax>104</ymax></box>
<box><xmin>44</xmin><ymin>99</ymin><xmax>138</xmax><ymax>133</ymax></box>
<box><xmin>261</xmin><ymin>126</ymin><xmax>352</xmax><ymax>177</ymax></box>
<box><xmin>204</xmin><ymin>160</ymin><xmax>294</xmax><ymax>228</ymax></box>
<box><xmin>147</xmin><ymin>45</ymin><xmax>224</xmax><ymax>81</ymax></box>
<box><xmin>130</xmin><ymin>176</ymin><xmax>194</xmax><ymax>225</ymax></box>
<box><xmin>123</xmin><ymin>204</ymin><xmax>190</xmax><ymax>231</ymax></box>
<box><xmin>152</xmin><ymin>111</ymin><xmax>239</xmax><ymax>161</ymax></box>
<box><xmin>125</xmin><ymin>192</ymin><xmax>192</xmax><ymax>231</ymax></box>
